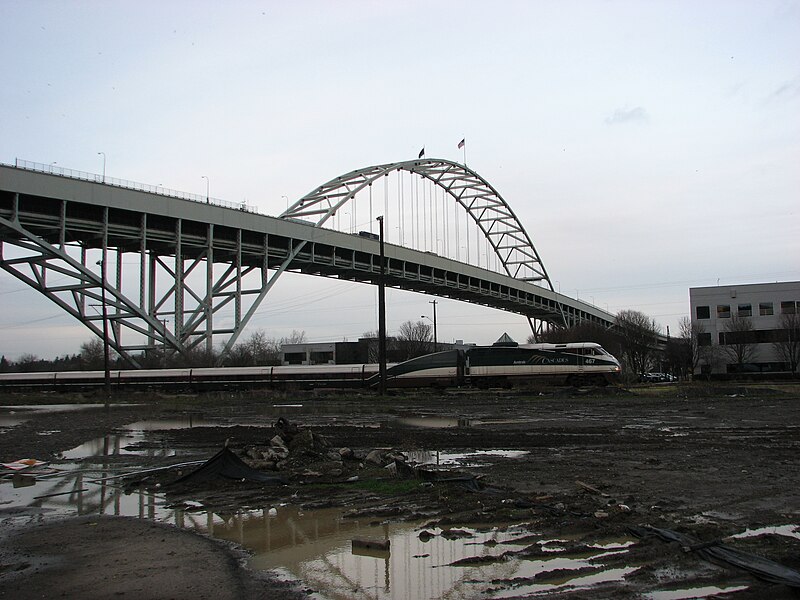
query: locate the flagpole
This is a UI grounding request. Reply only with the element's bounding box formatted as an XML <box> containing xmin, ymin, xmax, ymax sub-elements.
<box><xmin>463</xmin><ymin>141</ymin><xmax>467</xmax><ymax>167</ymax></box>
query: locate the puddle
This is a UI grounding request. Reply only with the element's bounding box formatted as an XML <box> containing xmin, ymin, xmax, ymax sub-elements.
<box><xmin>236</xmin><ymin>509</ymin><xmax>636</xmax><ymax>600</ymax></box>
<box><xmin>392</xmin><ymin>416</ymin><xmax>474</xmax><ymax>428</ymax></box>
<box><xmin>0</xmin><ymin>459</ymin><xmax>637</xmax><ymax>600</ymax></box>
<box><xmin>0</xmin><ymin>415</ymin><xmax>30</xmax><ymax>429</ymax></box>
<box><xmin>491</xmin><ymin>566</ymin><xmax>639</xmax><ymax>598</ymax></box>
<box><xmin>56</xmin><ymin>416</ymin><xmax>218</xmax><ymax>460</ymax></box>
<box><xmin>405</xmin><ymin>449</ymin><xmax>529</xmax><ymax>467</ymax></box>
<box><xmin>1</xmin><ymin>404</ymin><xmax>123</xmax><ymax>431</ymax></box>
<box><xmin>125</xmin><ymin>416</ymin><xmax>217</xmax><ymax>431</ymax></box>
<box><xmin>2</xmin><ymin>403</ymin><xmax>125</xmax><ymax>413</ymax></box>
<box><xmin>644</xmin><ymin>585</ymin><xmax>750</xmax><ymax>599</ymax></box>
<box><xmin>730</xmin><ymin>524</ymin><xmax>800</xmax><ymax>541</ymax></box>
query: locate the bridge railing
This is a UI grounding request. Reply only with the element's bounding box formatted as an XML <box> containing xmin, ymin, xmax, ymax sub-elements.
<box><xmin>10</xmin><ymin>159</ymin><xmax>260</xmax><ymax>214</ymax></box>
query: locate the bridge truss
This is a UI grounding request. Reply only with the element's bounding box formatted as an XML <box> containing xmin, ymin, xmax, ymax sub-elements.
<box><xmin>0</xmin><ymin>160</ymin><xmax>590</xmax><ymax>366</ymax></box>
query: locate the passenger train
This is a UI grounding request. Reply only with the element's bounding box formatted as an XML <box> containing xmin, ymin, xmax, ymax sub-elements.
<box><xmin>0</xmin><ymin>342</ymin><xmax>620</xmax><ymax>391</ymax></box>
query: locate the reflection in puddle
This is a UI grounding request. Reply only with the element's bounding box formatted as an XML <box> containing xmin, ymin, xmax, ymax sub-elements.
<box><xmin>393</xmin><ymin>416</ymin><xmax>474</xmax><ymax>429</ymax></box>
<box><xmin>2</xmin><ymin>403</ymin><xmax>117</xmax><ymax>413</ymax></box>
<box><xmin>492</xmin><ymin>566</ymin><xmax>639</xmax><ymax>598</ymax></box>
<box><xmin>0</xmin><ymin>404</ymin><xmax>121</xmax><ymax>432</ymax></box>
<box><xmin>1</xmin><ymin>457</ymin><xmax>637</xmax><ymax>600</ymax></box>
<box><xmin>60</xmin><ymin>416</ymin><xmax>217</xmax><ymax>460</ymax></box>
<box><xmin>644</xmin><ymin>585</ymin><xmax>750</xmax><ymax>599</ymax></box>
<box><xmin>405</xmin><ymin>449</ymin><xmax>529</xmax><ymax>467</ymax></box>
<box><xmin>125</xmin><ymin>416</ymin><xmax>217</xmax><ymax>431</ymax></box>
<box><xmin>730</xmin><ymin>524</ymin><xmax>800</xmax><ymax>541</ymax></box>
<box><xmin>0</xmin><ymin>415</ymin><xmax>30</xmax><ymax>429</ymax></box>
<box><xmin>231</xmin><ymin>509</ymin><xmax>635</xmax><ymax>600</ymax></box>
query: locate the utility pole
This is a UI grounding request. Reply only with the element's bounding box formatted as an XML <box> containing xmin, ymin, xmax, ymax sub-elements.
<box><xmin>377</xmin><ymin>216</ymin><xmax>387</xmax><ymax>395</ymax></box>
<box><xmin>161</xmin><ymin>318</ymin><xmax>170</xmax><ymax>368</ymax></box>
<box><xmin>429</xmin><ymin>299</ymin><xmax>438</xmax><ymax>352</ymax></box>
<box><xmin>96</xmin><ymin>260</ymin><xmax>111</xmax><ymax>405</ymax></box>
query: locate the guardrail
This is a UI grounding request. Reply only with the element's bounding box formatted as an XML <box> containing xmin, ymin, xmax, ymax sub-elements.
<box><xmin>9</xmin><ymin>159</ymin><xmax>260</xmax><ymax>214</ymax></box>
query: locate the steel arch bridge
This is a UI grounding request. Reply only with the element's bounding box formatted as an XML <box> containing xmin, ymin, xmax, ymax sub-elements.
<box><xmin>0</xmin><ymin>159</ymin><xmax>612</xmax><ymax>367</ymax></box>
<box><xmin>283</xmin><ymin>159</ymin><xmax>553</xmax><ymax>286</ymax></box>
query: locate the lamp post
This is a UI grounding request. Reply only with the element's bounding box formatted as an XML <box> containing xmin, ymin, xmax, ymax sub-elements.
<box><xmin>95</xmin><ymin>260</ymin><xmax>111</xmax><ymax>402</ymax></box>
<box><xmin>421</xmin><ymin>299</ymin><xmax>438</xmax><ymax>352</ymax></box>
<box><xmin>201</xmin><ymin>176</ymin><xmax>209</xmax><ymax>203</ymax></box>
<box><xmin>376</xmin><ymin>216</ymin><xmax>387</xmax><ymax>395</ymax></box>
<box><xmin>97</xmin><ymin>152</ymin><xmax>106</xmax><ymax>183</ymax></box>
<box><xmin>282</xmin><ymin>195</ymin><xmax>289</xmax><ymax>212</ymax></box>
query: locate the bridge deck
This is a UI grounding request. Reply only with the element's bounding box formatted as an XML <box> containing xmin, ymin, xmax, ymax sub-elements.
<box><xmin>0</xmin><ymin>164</ymin><xmax>615</xmax><ymax>360</ymax></box>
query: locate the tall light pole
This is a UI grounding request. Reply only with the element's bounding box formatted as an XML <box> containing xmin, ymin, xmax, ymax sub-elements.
<box><xmin>422</xmin><ymin>299</ymin><xmax>438</xmax><ymax>352</ymax></box>
<box><xmin>281</xmin><ymin>195</ymin><xmax>289</xmax><ymax>212</ymax></box>
<box><xmin>376</xmin><ymin>216</ymin><xmax>387</xmax><ymax>395</ymax></box>
<box><xmin>95</xmin><ymin>260</ymin><xmax>110</xmax><ymax>403</ymax></box>
<box><xmin>97</xmin><ymin>152</ymin><xmax>106</xmax><ymax>183</ymax></box>
<box><xmin>201</xmin><ymin>175</ymin><xmax>209</xmax><ymax>203</ymax></box>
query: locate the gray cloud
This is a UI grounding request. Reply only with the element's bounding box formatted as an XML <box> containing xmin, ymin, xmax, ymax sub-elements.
<box><xmin>605</xmin><ymin>106</ymin><xmax>648</xmax><ymax>125</ymax></box>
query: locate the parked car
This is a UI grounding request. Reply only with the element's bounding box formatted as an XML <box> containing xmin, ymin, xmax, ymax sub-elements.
<box><xmin>642</xmin><ymin>372</ymin><xmax>676</xmax><ymax>383</ymax></box>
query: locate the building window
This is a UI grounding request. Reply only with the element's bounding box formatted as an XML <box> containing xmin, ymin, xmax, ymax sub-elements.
<box><xmin>697</xmin><ymin>332</ymin><xmax>712</xmax><ymax>347</ymax></box>
<box><xmin>717</xmin><ymin>304</ymin><xmax>731</xmax><ymax>319</ymax></box>
<box><xmin>283</xmin><ymin>352</ymin><xmax>305</xmax><ymax>364</ymax></box>
<box><xmin>737</xmin><ymin>304</ymin><xmax>752</xmax><ymax>317</ymax></box>
<box><xmin>759</xmin><ymin>302</ymin><xmax>773</xmax><ymax>316</ymax></box>
<box><xmin>781</xmin><ymin>301</ymin><xmax>797</xmax><ymax>315</ymax></box>
<box><xmin>696</xmin><ymin>306</ymin><xmax>710</xmax><ymax>319</ymax></box>
<box><xmin>309</xmin><ymin>351</ymin><xmax>334</xmax><ymax>364</ymax></box>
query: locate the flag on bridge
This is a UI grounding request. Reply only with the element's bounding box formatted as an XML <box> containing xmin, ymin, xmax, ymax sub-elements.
<box><xmin>458</xmin><ymin>138</ymin><xmax>465</xmax><ymax>149</ymax></box>
<box><xmin>418</xmin><ymin>147</ymin><xmax>425</xmax><ymax>159</ymax></box>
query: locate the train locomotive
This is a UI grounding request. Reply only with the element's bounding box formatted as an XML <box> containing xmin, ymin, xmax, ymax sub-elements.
<box><xmin>382</xmin><ymin>341</ymin><xmax>621</xmax><ymax>387</ymax></box>
<box><xmin>0</xmin><ymin>341</ymin><xmax>620</xmax><ymax>391</ymax></box>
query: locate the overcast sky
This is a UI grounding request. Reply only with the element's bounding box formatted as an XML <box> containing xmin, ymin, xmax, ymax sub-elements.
<box><xmin>1</xmin><ymin>0</ymin><xmax>798</xmax><ymax>360</ymax></box>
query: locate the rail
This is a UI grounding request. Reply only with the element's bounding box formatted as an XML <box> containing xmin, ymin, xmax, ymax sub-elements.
<box><xmin>8</xmin><ymin>159</ymin><xmax>260</xmax><ymax>214</ymax></box>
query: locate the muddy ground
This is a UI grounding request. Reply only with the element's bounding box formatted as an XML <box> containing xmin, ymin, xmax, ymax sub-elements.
<box><xmin>1</xmin><ymin>383</ymin><xmax>799</xmax><ymax>599</ymax></box>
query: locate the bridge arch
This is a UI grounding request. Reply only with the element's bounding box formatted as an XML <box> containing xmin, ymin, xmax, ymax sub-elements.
<box><xmin>282</xmin><ymin>159</ymin><xmax>555</xmax><ymax>289</ymax></box>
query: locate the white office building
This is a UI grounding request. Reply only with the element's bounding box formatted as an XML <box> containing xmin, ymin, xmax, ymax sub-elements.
<box><xmin>689</xmin><ymin>281</ymin><xmax>800</xmax><ymax>376</ymax></box>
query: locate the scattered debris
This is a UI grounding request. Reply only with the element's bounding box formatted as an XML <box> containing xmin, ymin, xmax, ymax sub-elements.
<box><xmin>2</xmin><ymin>458</ymin><xmax>47</xmax><ymax>470</ymax></box>
<box><xmin>576</xmin><ymin>480</ymin><xmax>609</xmax><ymax>497</ymax></box>
<box><xmin>173</xmin><ymin>447</ymin><xmax>287</xmax><ymax>485</ymax></box>
<box><xmin>352</xmin><ymin>538</ymin><xmax>390</xmax><ymax>552</ymax></box>
<box><xmin>630</xmin><ymin>525</ymin><xmax>800</xmax><ymax>588</ymax></box>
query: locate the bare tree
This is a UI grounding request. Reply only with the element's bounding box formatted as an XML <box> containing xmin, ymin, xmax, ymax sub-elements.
<box><xmin>395</xmin><ymin>320</ymin><xmax>432</xmax><ymax>360</ymax></box>
<box><xmin>224</xmin><ymin>329</ymin><xmax>283</xmax><ymax>366</ymax></box>
<box><xmin>721</xmin><ymin>315</ymin><xmax>756</xmax><ymax>371</ymax></box>
<box><xmin>669</xmin><ymin>316</ymin><xmax>705</xmax><ymax>379</ymax></box>
<box><xmin>80</xmin><ymin>338</ymin><xmax>105</xmax><ymax>370</ymax></box>
<box><xmin>247</xmin><ymin>330</ymin><xmax>280</xmax><ymax>365</ymax></box>
<box><xmin>773</xmin><ymin>312</ymin><xmax>800</xmax><ymax>375</ymax></box>
<box><xmin>14</xmin><ymin>353</ymin><xmax>44</xmax><ymax>372</ymax></box>
<box><xmin>361</xmin><ymin>330</ymin><xmax>379</xmax><ymax>363</ymax></box>
<box><xmin>280</xmin><ymin>330</ymin><xmax>307</xmax><ymax>345</ymax></box>
<box><xmin>615</xmin><ymin>310</ymin><xmax>660</xmax><ymax>379</ymax></box>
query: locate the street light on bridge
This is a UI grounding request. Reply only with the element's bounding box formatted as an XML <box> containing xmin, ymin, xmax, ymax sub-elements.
<box><xmin>97</xmin><ymin>152</ymin><xmax>106</xmax><ymax>183</ymax></box>
<box><xmin>201</xmin><ymin>175</ymin><xmax>209</xmax><ymax>203</ymax></box>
